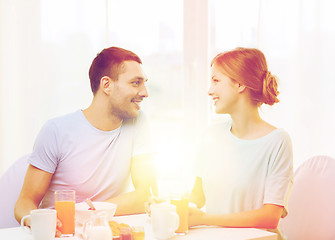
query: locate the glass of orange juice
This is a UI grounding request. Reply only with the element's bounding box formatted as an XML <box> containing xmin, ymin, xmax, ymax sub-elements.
<box><xmin>132</xmin><ymin>226</ymin><xmax>145</xmax><ymax>240</ymax></box>
<box><xmin>55</xmin><ymin>190</ymin><xmax>75</xmax><ymax>237</ymax></box>
<box><xmin>170</xmin><ymin>194</ymin><xmax>189</xmax><ymax>235</ymax></box>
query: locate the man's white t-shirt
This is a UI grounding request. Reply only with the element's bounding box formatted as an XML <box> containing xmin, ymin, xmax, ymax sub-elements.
<box><xmin>196</xmin><ymin>120</ymin><xmax>293</xmax><ymax>239</ymax></box>
<box><xmin>28</xmin><ymin>110</ymin><xmax>153</xmax><ymax>208</ymax></box>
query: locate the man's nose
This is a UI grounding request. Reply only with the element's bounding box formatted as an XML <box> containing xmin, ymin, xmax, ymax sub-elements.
<box><xmin>140</xmin><ymin>85</ymin><xmax>149</xmax><ymax>98</ymax></box>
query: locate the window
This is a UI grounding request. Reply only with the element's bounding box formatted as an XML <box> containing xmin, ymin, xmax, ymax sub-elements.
<box><xmin>1</xmin><ymin>0</ymin><xmax>335</xmax><ymax>181</ymax></box>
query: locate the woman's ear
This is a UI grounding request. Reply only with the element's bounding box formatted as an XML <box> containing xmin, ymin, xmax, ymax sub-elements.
<box><xmin>237</xmin><ymin>83</ymin><xmax>246</xmax><ymax>93</ymax></box>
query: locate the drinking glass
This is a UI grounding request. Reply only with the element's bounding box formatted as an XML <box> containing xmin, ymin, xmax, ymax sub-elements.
<box><xmin>132</xmin><ymin>226</ymin><xmax>145</xmax><ymax>240</ymax></box>
<box><xmin>170</xmin><ymin>194</ymin><xmax>189</xmax><ymax>235</ymax></box>
<box><xmin>55</xmin><ymin>190</ymin><xmax>75</xmax><ymax>236</ymax></box>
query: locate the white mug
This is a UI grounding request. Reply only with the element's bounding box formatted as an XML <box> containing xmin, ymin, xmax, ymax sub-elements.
<box><xmin>21</xmin><ymin>209</ymin><xmax>57</xmax><ymax>240</ymax></box>
<box><xmin>151</xmin><ymin>202</ymin><xmax>179</xmax><ymax>239</ymax></box>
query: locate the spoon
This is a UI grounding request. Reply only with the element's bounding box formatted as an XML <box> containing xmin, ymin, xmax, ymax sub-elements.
<box><xmin>85</xmin><ymin>198</ymin><xmax>96</xmax><ymax>210</ymax></box>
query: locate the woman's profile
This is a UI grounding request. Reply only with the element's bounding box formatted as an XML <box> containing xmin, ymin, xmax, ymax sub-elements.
<box><xmin>189</xmin><ymin>47</ymin><xmax>293</xmax><ymax>240</ymax></box>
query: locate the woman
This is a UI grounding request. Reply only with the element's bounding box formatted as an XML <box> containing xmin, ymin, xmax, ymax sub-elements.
<box><xmin>189</xmin><ymin>47</ymin><xmax>293</xmax><ymax>239</ymax></box>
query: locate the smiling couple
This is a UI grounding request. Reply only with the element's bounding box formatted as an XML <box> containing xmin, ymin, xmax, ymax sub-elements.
<box><xmin>15</xmin><ymin>46</ymin><xmax>292</xmax><ymax>240</ymax></box>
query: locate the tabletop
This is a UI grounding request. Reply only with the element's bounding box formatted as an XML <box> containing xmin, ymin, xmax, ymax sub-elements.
<box><xmin>0</xmin><ymin>214</ymin><xmax>277</xmax><ymax>240</ymax></box>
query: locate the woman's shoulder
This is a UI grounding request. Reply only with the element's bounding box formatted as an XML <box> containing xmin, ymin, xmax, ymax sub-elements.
<box><xmin>256</xmin><ymin>120</ymin><xmax>290</xmax><ymax>140</ymax></box>
<box><xmin>265</xmin><ymin>127</ymin><xmax>292</xmax><ymax>147</ymax></box>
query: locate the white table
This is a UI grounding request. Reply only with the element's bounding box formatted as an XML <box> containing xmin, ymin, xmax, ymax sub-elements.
<box><xmin>0</xmin><ymin>214</ymin><xmax>277</xmax><ymax>240</ymax></box>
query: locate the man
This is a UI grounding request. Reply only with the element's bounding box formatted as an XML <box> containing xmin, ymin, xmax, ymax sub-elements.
<box><xmin>14</xmin><ymin>47</ymin><xmax>156</xmax><ymax>232</ymax></box>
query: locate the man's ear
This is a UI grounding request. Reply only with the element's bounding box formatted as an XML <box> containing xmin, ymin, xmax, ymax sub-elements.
<box><xmin>237</xmin><ymin>83</ymin><xmax>246</xmax><ymax>93</ymax></box>
<box><xmin>100</xmin><ymin>76</ymin><xmax>113</xmax><ymax>95</ymax></box>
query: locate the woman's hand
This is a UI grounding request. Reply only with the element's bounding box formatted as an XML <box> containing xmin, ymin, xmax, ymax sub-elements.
<box><xmin>188</xmin><ymin>207</ymin><xmax>206</xmax><ymax>227</ymax></box>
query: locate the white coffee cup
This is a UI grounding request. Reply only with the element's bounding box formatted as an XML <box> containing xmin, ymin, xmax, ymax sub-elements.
<box><xmin>151</xmin><ymin>202</ymin><xmax>179</xmax><ymax>239</ymax></box>
<box><xmin>21</xmin><ymin>209</ymin><xmax>57</xmax><ymax>240</ymax></box>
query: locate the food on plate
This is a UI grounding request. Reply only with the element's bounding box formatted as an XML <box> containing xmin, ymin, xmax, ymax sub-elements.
<box><xmin>108</xmin><ymin>220</ymin><xmax>130</xmax><ymax>236</ymax></box>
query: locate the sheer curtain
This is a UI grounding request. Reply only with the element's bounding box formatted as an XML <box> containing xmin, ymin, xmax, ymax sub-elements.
<box><xmin>209</xmin><ymin>0</ymin><xmax>335</xmax><ymax>169</ymax></box>
<box><xmin>0</xmin><ymin>0</ymin><xmax>105</xmax><ymax>173</ymax></box>
<box><xmin>258</xmin><ymin>0</ymin><xmax>335</xmax><ymax>168</ymax></box>
<box><xmin>1</xmin><ymin>0</ymin><xmax>334</xmax><ymax>182</ymax></box>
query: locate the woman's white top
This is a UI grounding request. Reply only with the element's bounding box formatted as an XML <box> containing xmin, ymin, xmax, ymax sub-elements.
<box><xmin>196</xmin><ymin>119</ymin><xmax>293</xmax><ymax>239</ymax></box>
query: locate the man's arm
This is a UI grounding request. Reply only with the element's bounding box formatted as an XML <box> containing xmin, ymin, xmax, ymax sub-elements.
<box><xmin>14</xmin><ymin>164</ymin><xmax>53</xmax><ymax>225</ymax></box>
<box><xmin>106</xmin><ymin>153</ymin><xmax>157</xmax><ymax>215</ymax></box>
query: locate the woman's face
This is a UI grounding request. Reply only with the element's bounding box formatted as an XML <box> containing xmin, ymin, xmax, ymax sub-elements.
<box><xmin>208</xmin><ymin>63</ymin><xmax>240</xmax><ymax>114</ymax></box>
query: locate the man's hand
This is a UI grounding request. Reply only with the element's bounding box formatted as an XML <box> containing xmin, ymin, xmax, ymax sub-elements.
<box><xmin>21</xmin><ymin>217</ymin><xmax>31</xmax><ymax>228</ymax></box>
<box><xmin>21</xmin><ymin>215</ymin><xmax>62</xmax><ymax>237</ymax></box>
<box><xmin>56</xmin><ymin>219</ymin><xmax>62</xmax><ymax>237</ymax></box>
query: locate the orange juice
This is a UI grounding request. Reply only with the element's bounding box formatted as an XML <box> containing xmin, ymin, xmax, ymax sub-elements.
<box><xmin>55</xmin><ymin>200</ymin><xmax>75</xmax><ymax>235</ymax></box>
<box><xmin>132</xmin><ymin>231</ymin><xmax>145</xmax><ymax>240</ymax></box>
<box><xmin>170</xmin><ymin>197</ymin><xmax>189</xmax><ymax>234</ymax></box>
<box><xmin>132</xmin><ymin>226</ymin><xmax>145</xmax><ymax>240</ymax></box>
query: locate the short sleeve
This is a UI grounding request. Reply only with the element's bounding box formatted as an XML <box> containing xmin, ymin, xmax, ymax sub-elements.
<box><xmin>132</xmin><ymin>112</ymin><xmax>155</xmax><ymax>157</ymax></box>
<box><xmin>264</xmin><ymin>131</ymin><xmax>294</xmax><ymax>207</ymax></box>
<box><xmin>28</xmin><ymin>120</ymin><xmax>60</xmax><ymax>173</ymax></box>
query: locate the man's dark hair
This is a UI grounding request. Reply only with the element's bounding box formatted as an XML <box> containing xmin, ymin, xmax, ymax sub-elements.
<box><xmin>89</xmin><ymin>47</ymin><xmax>142</xmax><ymax>94</ymax></box>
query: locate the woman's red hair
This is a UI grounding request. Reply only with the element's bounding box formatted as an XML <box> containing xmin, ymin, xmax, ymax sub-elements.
<box><xmin>211</xmin><ymin>47</ymin><xmax>279</xmax><ymax>106</ymax></box>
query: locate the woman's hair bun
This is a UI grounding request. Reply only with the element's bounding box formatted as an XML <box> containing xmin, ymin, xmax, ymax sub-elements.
<box><xmin>262</xmin><ymin>71</ymin><xmax>279</xmax><ymax>105</ymax></box>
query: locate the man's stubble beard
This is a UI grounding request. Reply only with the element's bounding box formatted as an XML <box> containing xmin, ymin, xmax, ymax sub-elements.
<box><xmin>110</xmin><ymin>102</ymin><xmax>138</xmax><ymax>120</ymax></box>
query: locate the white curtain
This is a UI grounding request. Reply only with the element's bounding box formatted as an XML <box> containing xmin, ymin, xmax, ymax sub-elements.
<box><xmin>1</xmin><ymin>0</ymin><xmax>334</xmax><ymax>182</ymax></box>
<box><xmin>210</xmin><ymin>0</ymin><xmax>335</xmax><ymax>169</ymax></box>
<box><xmin>0</xmin><ymin>0</ymin><xmax>105</xmax><ymax>173</ymax></box>
<box><xmin>258</xmin><ymin>0</ymin><xmax>335</xmax><ymax>168</ymax></box>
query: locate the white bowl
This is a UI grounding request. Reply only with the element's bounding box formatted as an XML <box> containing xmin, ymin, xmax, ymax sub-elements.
<box><xmin>75</xmin><ymin>201</ymin><xmax>117</xmax><ymax>225</ymax></box>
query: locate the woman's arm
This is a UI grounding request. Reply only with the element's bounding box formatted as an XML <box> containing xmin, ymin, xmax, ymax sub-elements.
<box><xmin>190</xmin><ymin>176</ymin><xmax>206</xmax><ymax>209</ymax></box>
<box><xmin>189</xmin><ymin>203</ymin><xmax>284</xmax><ymax>229</ymax></box>
<box><xmin>189</xmin><ymin>176</ymin><xmax>284</xmax><ymax>229</ymax></box>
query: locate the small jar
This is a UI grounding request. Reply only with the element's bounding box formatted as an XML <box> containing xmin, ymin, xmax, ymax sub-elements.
<box><xmin>120</xmin><ymin>227</ymin><xmax>132</xmax><ymax>240</ymax></box>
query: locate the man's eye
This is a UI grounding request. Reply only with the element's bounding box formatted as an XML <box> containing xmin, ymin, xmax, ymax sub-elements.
<box><xmin>132</xmin><ymin>81</ymin><xmax>140</xmax><ymax>86</ymax></box>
